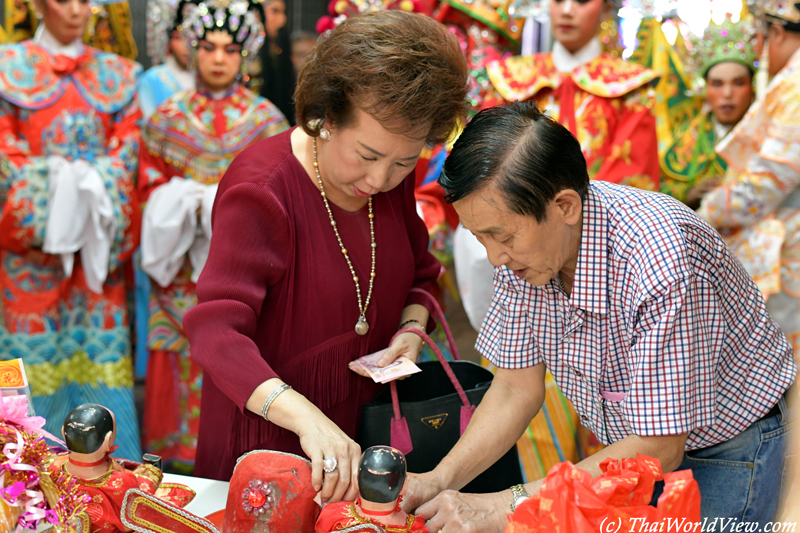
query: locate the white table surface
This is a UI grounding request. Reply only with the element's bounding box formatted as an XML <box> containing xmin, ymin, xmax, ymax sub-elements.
<box><xmin>163</xmin><ymin>473</ymin><xmax>230</xmax><ymax>516</ymax></box>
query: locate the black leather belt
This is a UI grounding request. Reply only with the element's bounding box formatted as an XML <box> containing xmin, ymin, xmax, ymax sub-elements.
<box><xmin>758</xmin><ymin>401</ymin><xmax>782</xmax><ymax>422</ymax></box>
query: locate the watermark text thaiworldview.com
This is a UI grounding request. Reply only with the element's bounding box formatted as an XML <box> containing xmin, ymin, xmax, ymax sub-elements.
<box><xmin>599</xmin><ymin>517</ymin><xmax>797</xmax><ymax>533</ymax></box>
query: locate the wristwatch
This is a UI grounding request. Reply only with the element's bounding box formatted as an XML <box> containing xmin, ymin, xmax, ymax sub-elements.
<box><xmin>509</xmin><ymin>484</ymin><xmax>530</xmax><ymax>513</ymax></box>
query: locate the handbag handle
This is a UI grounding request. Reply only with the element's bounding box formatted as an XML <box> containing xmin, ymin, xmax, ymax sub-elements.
<box><xmin>386</xmin><ymin>288</ymin><xmax>478</xmax><ymax>454</ymax></box>
<box><xmin>408</xmin><ymin>287</ymin><xmax>461</xmax><ymax>361</ymax></box>
<box><xmin>390</xmin><ymin>326</ymin><xmax>472</xmax><ymax>413</ymax></box>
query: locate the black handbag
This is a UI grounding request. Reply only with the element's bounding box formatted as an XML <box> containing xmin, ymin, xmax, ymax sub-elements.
<box><xmin>357</xmin><ymin>289</ymin><xmax>523</xmax><ymax>494</ymax></box>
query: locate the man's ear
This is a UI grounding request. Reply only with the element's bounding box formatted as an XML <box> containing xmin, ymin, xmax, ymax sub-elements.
<box><xmin>770</xmin><ymin>22</ymin><xmax>786</xmax><ymax>47</ymax></box>
<box><xmin>553</xmin><ymin>189</ymin><xmax>582</xmax><ymax>226</ymax></box>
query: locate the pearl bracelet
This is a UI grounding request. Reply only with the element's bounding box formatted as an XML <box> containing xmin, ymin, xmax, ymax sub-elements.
<box><xmin>261</xmin><ymin>384</ymin><xmax>292</xmax><ymax>422</ymax></box>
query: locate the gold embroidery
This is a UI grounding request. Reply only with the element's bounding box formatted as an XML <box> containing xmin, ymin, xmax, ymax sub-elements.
<box><xmin>128</xmin><ymin>499</ymin><xmax>201</xmax><ymax>533</ymax></box>
<box><xmin>346</xmin><ymin>502</ymin><xmax>416</xmax><ymax>533</ymax></box>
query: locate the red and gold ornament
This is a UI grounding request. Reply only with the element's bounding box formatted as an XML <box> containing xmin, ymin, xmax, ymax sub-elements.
<box><xmin>241</xmin><ymin>479</ymin><xmax>273</xmax><ymax>516</ymax></box>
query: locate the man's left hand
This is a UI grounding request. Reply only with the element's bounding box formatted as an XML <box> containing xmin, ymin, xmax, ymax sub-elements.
<box><xmin>416</xmin><ymin>490</ymin><xmax>509</xmax><ymax>533</ymax></box>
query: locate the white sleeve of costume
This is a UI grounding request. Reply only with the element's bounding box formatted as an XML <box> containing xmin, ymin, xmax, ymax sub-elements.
<box><xmin>42</xmin><ymin>156</ymin><xmax>116</xmax><ymax>294</ymax></box>
<box><xmin>141</xmin><ymin>177</ymin><xmax>206</xmax><ymax>287</ymax></box>
<box><xmin>453</xmin><ymin>224</ymin><xmax>496</xmax><ymax>332</ymax></box>
<box><xmin>188</xmin><ymin>182</ymin><xmax>219</xmax><ymax>283</ymax></box>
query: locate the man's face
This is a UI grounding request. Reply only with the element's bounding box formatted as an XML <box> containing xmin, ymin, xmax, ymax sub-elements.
<box><xmin>550</xmin><ymin>0</ymin><xmax>609</xmax><ymax>54</ymax></box>
<box><xmin>454</xmin><ymin>185</ymin><xmax>581</xmax><ymax>287</ymax></box>
<box><xmin>705</xmin><ymin>62</ymin><xmax>753</xmax><ymax>126</ymax></box>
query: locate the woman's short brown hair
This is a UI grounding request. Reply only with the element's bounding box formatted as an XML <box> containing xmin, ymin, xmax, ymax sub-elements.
<box><xmin>295</xmin><ymin>10</ymin><xmax>469</xmax><ymax>144</ymax></box>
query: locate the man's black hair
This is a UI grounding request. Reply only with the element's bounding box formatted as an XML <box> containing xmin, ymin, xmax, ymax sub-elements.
<box><xmin>439</xmin><ymin>101</ymin><xmax>589</xmax><ymax>222</ymax></box>
<box><xmin>358</xmin><ymin>446</ymin><xmax>407</xmax><ymax>504</ymax></box>
<box><xmin>63</xmin><ymin>403</ymin><xmax>114</xmax><ymax>455</ymax></box>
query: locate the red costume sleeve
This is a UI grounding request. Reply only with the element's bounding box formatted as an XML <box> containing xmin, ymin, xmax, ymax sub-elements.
<box><xmin>0</xmin><ymin>99</ymin><xmax>43</xmax><ymax>251</ymax></box>
<box><xmin>593</xmin><ymin>87</ymin><xmax>660</xmax><ymax>190</ymax></box>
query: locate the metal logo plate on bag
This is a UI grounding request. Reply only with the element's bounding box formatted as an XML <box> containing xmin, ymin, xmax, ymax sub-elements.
<box><xmin>421</xmin><ymin>414</ymin><xmax>448</xmax><ymax>430</ymax></box>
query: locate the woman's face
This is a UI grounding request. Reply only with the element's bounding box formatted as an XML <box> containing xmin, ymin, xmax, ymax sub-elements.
<box><xmin>196</xmin><ymin>30</ymin><xmax>242</xmax><ymax>92</ymax></box>
<box><xmin>319</xmin><ymin>108</ymin><xmax>428</xmax><ymax>201</ymax></box>
<box><xmin>37</xmin><ymin>0</ymin><xmax>91</xmax><ymax>45</ymax></box>
<box><xmin>706</xmin><ymin>62</ymin><xmax>754</xmax><ymax>126</ymax></box>
<box><xmin>264</xmin><ymin>0</ymin><xmax>287</xmax><ymax>41</ymax></box>
<box><xmin>550</xmin><ymin>0</ymin><xmax>609</xmax><ymax>54</ymax></box>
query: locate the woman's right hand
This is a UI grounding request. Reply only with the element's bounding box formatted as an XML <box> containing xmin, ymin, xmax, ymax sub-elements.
<box><xmin>296</xmin><ymin>413</ymin><xmax>362</xmax><ymax>504</ymax></box>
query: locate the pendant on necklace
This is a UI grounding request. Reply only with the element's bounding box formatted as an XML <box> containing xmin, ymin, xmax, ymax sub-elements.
<box><xmin>355</xmin><ymin>315</ymin><xmax>369</xmax><ymax>336</ymax></box>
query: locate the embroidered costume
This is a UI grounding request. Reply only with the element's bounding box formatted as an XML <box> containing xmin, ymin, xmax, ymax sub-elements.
<box><xmin>484</xmin><ymin>37</ymin><xmax>660</xmax><ymax>189</ymax></box>
<box><xmin>132</xmin><ymin>0</ymin><xmax>196</xmax><ymax>394</ymax></box>
<box><xmin>50</xmin><ymin>457</ymin><xmax>196</xmax><ymax>533</ymax></box>
<box><xmin>51</xmin><ymin>460</ymin><xmax>161</xmax><ymax>533</ymax></box>
<box><xmin>661</xmin><ymin>14</ymin><xmax>758</xmax><ymax>205</ymax></box>
<box><xmin>698</xmin><ymin>46</ymin><xmax>800</xmax><ymax>357</ymax></box>
<box><xmin>139</xmin><ymin>76</ymin><xmax>289</xmax><ymax>466</ymax></box>
<box><xmin>0</xmin><ymin>32</ymin><xmax>142</xmax><ymax>461</ymax></box>
<box><xmin>315</xmin><ymin>501</ymin><xmax>427</xmax><ymax>533</ymax></box>
<box><xmin>138</xmin><ymin>58</ymin><xmax>195</xmax><ymax>123</ymax></box>
<box><xmin>628</xmin><ymin>16</ymin><xmax>699</xmax><ymax>158</ymax></box>
<box><xmin>661</xmin><ymin>112</ymin><xmax>728</xmax><ymax>204</ymax></box>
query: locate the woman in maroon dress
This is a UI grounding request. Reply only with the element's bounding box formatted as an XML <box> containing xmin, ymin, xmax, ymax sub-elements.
<box><xmin>183</xmin><ymin>10</ymin><xmax>469</xmax><ymax>502</ymax></box>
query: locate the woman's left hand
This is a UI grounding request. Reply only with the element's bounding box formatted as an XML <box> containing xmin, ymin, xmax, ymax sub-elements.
<box><xmin>349</xmin><ymin>329</ymin><xmax>424</xmax><ymax>377</ymax></box>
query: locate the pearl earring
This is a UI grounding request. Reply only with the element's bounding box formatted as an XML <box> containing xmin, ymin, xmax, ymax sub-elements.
<box><xmin>319</xmin><ymin>128</ymin><xmax>331</xmax><ymax>141</ymax></box>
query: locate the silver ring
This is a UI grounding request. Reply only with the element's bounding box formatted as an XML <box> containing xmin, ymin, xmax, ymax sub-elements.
<box><xmin>323</xmin><ymin>456</ymin><xmax>338</xmax><ymax>473</ymax></box>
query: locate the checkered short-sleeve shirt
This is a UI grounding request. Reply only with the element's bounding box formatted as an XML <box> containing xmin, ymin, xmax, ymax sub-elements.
<box><xmin>477</xmin><ymin>182</ymin><xmax>798</xmax><ymax>450</ymax></box>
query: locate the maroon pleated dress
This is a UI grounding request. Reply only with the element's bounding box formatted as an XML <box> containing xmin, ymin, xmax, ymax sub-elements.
<box><xmin>183</xmin><ymin>128</ymin><xmax>439</xmax><ymax>480</ymax></box>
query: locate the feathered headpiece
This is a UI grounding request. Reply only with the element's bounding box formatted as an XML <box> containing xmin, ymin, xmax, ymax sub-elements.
<box><xmin>687</xmin><ymin>14</ymin><xmax>758</xmax><ymax>84</ymax></box>
<box><xmin>147</xmin><ymin>0</ymin><xmax>182</xmax><ymax>65</ymax></box>
<box><xmin>176</xmin><ymin>0</ymin><xmax>266</xmax><ymax>58</ymax></box>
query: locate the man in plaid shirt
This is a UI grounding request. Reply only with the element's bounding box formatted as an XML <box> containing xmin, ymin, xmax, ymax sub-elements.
<box><xmin>405</xmin><ymin>102</ymin><xmax>797</xmax><ymax>531</ymax></box>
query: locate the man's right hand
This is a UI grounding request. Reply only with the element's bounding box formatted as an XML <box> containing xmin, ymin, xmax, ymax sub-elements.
<box><xmin>401</xmin><ymin>471</ymin><xmax>446</xmax><ymax>513</ymax></box>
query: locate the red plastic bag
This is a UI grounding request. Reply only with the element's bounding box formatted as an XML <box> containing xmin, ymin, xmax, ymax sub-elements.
<box><xmin>506</xmin><ymin>454</ymin><xmax>701</xmax><ymax>533</ymax></box>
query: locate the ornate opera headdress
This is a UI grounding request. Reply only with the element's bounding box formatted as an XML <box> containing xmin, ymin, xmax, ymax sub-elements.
<box><xmin>176</xmin><ymin>0</ymin><xmax>267</xmax><ymax>59</ymax></box>
<box><xmin>686</xmin><ymin>14</ymin><xmax>758</xmax><ymax>85</ymax></box>
<box><xmin>316</xmin><ymin>0</ymin><xmax>425</xmax><ymax>34</ymax></box>
<box><xmin>147</xmin><ymin>0</ymin><xmax>182</xmax><ymax>65</ymax></box>
<box><xmin>761</xmin><ymin>0</ymin><xmax>800</xmax><ymax>31</ymax></box>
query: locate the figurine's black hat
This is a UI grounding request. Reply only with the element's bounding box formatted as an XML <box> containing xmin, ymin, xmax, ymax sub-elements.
<box><xmin>357</xmin><ymin>446</ymin><xmax>407</xmax><ymax>504</ymax></box>
<box><xmin>63</xmin><ymin>403</ymin><xmax>114</xmax><ymax>455</ymax></box>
